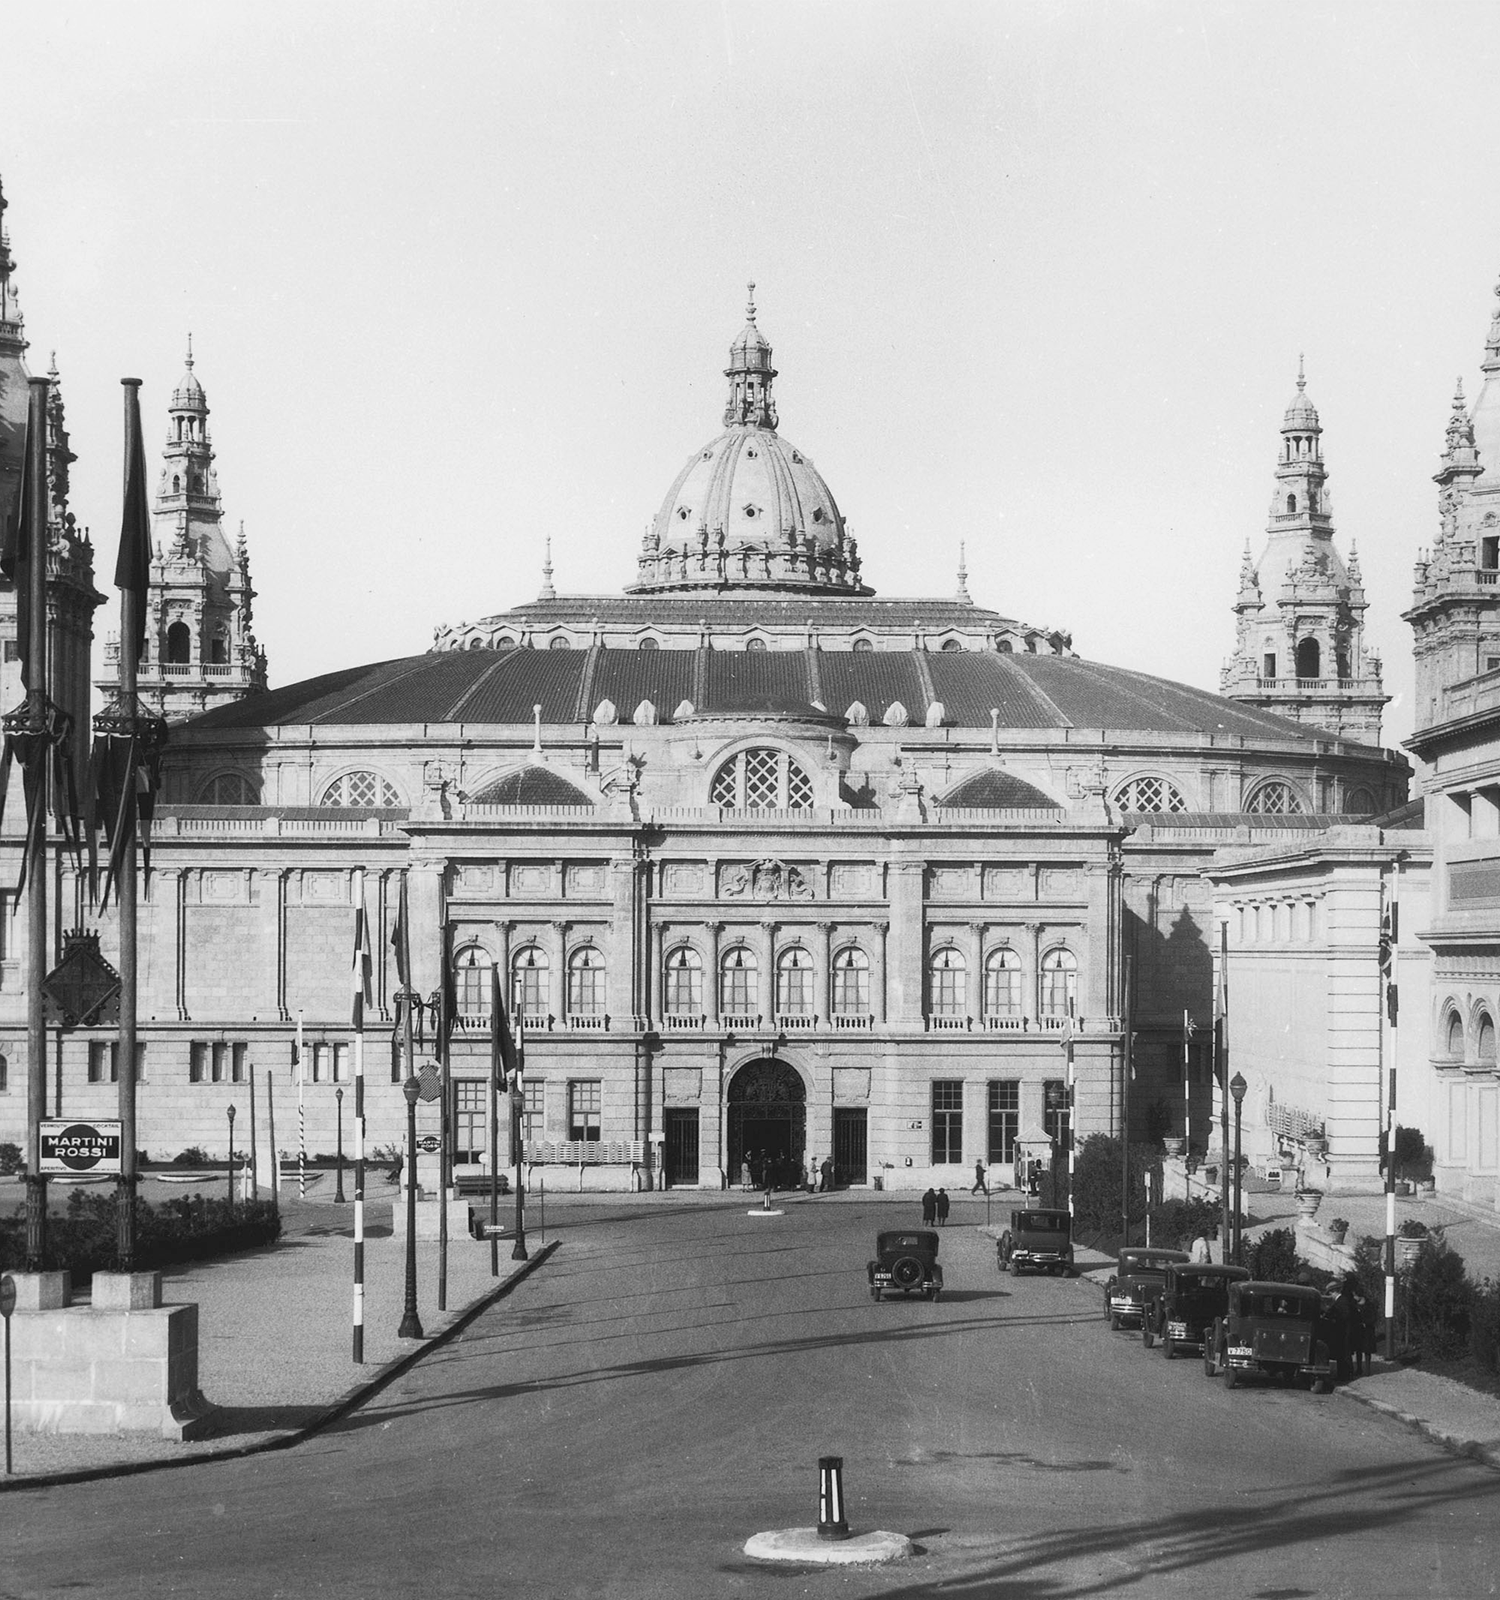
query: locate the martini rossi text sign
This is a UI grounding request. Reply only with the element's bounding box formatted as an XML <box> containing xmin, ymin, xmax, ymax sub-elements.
<box><xmin>39</xmin><ymin>1121</ymin><xmax>124</xmax><ymax>1175</ymax></box>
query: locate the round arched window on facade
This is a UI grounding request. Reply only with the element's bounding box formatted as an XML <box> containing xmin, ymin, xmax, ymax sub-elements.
<box><xmin>1114</xmin><ymin>776</ymin><xmax>1189</xmax><ymax>814</ymax></box>
<box><xmin>1445</xmin><ymin>1010</ymin><xmax>1466</xmax><ymax>1059</ymax></box>
<box><xmin>511</xmin><ymin>945</ymin><xmax>549</xmax><ymax>1020</ymax></box>
<box><xmin>710</xmin><ymin>748</ymin><xmax>815</xmax><ymax>810</ymax></box>
<box><xmin>664</xmin><ymin>946</ymin><xmax>703</xmax><ymax>1015</ymax></box>
<box><xmin>1244</xmin><ymin>780</ymin><xmax>1305</xmax><ymax>816</ymax></box>
<box><xmin>1040</xmin><ymin>947</ymin><xmax>1078</xmax><ymax>1018</ymax></box>
<box><xmin>831</xmin><ymin>946</ymin><xmax>869</xmax><ymax>1016</ymax></box>
<box><xmin>321</xmin><ymin>771</ymin><xmax>402</xmax><ymax>808</ymax></box>
<box><xmin>197</xmin><ymin>771</ymin><xmax>260</xmax><ymax>806</ymax></box>
<box><xmin>567</xmin><ymin>946</ymin><xmax>605</xmax><ymax>1016</ymax></box>
<box><xmin>928</xmin><ymin>947</ymin><xmax>966</xmax><ymax>1018</ymax></box>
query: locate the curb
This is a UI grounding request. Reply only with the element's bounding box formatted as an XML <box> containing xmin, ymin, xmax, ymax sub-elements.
<box><xmin>1336</xmin><ymin>1385</ymin><xmax>1500</xmax><ymax>1473</ymax></box>
<box><xmin>0</xmin><ymin>1239</ymin><xmax>560</xmax><ymax>1492</ymax></box>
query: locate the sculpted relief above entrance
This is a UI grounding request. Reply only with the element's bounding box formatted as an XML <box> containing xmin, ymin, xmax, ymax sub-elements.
<box><xmin>719</xmin><ymin>859</ymin><xmax>815</xmax><ymax>901</ymax></box>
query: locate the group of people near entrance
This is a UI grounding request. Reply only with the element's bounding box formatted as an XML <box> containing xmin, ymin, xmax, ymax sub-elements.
<box><xmin>738</xmin><ymin>1151</ymin><xmax>836</xmax><ymax>1193</ymax></box>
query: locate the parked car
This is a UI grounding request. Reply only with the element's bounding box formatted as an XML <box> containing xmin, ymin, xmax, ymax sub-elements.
<box><xmin>1203</xmin><ymin>1280</ymin><xmax>1336</xmax><ymax>1393</ymax></box>
<box><xmin>1103</xmin><ymin>1248</ymin><xmax>1190</xmax><ymax>1332</ymax></box>
<box><xmin>868</xmin><ymin>1229</ymin><xmax>943</xmax><ymax>1302</ymax></box>
<box><xmin>996</xmin><ymin>1208</ymin><xmax>1074</xmax><ymax>1276</ymax></box>
<box><xmin>1142</xmin><ymin>1262</ymin><xmax>1249</xmax><ymax>1357</ymax></box>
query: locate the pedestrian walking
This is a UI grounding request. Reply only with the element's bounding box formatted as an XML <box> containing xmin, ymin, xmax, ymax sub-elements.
<box><xmin>820</xmin><ymin>1155</ymin><xmax>834</xmax><ymax>1193</ymax></box>
<box><xmin>936</xmin><ymin>1188</ymin><xmax>950</xmax><ymax>1226</ymax></box>
<box><xmin>1189</xmin><ymin>1230</ymin><xmax>1211</xmax><ymax>1264</ymax></box>
<box><xmin>971</xmin><ymin>1159</ymin><xmax>988</xmax><ymax>1196</ymax></box>
<box><xmin>921</xmin><ymin>1186</ymin><xmax>937</xmax><ymax>1225</ymax></box>
<box><xmin>739</xmin><ymin>1158</ymin><xmax>753</xmax><ymax>1192</ymax></box>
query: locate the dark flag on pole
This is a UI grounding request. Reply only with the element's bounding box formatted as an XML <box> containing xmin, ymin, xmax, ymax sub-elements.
<box><xmin>84</xmin><ymin>380</ymin><xmax>165</xmax><ymax>909</ymax></box>
<box><xmin>351</xmin><ymin>903</ymin><xmax>371</xmax><ymax>1030</ymax></box>
<box><xmin>0</xmin><ymin>411</ymin><xmax>36</xmax><ymax>684</ymax></box>
<box><xmin>490</xmin><ymin>963</ymin><xmax>522</xmax><ymax>1091</ymax></box>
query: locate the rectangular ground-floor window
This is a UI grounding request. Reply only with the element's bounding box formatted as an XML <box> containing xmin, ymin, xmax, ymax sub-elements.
<box><xmin>568</xmin><ymin>1079</ymin><xmax>601</xmax><ymax>1142</ymax></box>
<box><xmin>454</xmin><ymin>1079</ymin><xmax>487</xmax><ymax>1163</ymax></box>
<box><xmin>988</xmin><ymin>1079</ymin><xmax>1019</xmax><ymax>1164</ymax></box>
<box><xmin>523</xmin><ymin>1079</ymin><xmax>545</xmax><ymax>1142</ymax></box>
<box><xmin>931</xmin><ymin>1079</ymin><xmax>963</xmax><ymax>1164</ymax></box>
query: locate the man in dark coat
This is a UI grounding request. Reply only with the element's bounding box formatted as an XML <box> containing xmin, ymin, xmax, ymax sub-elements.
<box><xmin>936</xmin><ymin>1188</ymin><xmax>951</xmax><ymax>1226</ymax></box>
<box><xmin>921</xmin><ymin>1187</ymin><xmax>937</xmax><ymax>1225</ymax></box>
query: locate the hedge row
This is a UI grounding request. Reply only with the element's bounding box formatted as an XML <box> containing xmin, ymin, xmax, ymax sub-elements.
<box><xmin>0</xmin><ymin>1189</ymin><xmax>281</xmax><ymax>1282</ymax></box>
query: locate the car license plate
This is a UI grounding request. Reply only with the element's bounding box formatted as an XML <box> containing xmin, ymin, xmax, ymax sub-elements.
<box><xmin>1230</xmin><ymin>1345</ymin><xmax>1253</xmax><ymax>1357</ymax></box>
<box><xmin>1168</xmin><ymin>1322</ymin><xmax>1187</xmax><ymax>1338</ymax></box>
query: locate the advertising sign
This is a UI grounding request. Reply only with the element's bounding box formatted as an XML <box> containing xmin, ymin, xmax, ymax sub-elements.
<box><xmin>39</xmin><ymin>1120</ymin><xmax>124</xmax><ymax>1175</ymax></box>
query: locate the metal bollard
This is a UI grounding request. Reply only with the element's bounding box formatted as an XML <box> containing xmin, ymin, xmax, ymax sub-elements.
<box><xmin>818</xmin><ymin>1455</ymin><xmax>850</xmax><ymax>1540</ymax></box>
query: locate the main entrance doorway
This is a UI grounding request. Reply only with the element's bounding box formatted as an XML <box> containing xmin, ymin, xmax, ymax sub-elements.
<box><xmin>833</xmin><ymin>1107</ymin><xmax>868</xmax><ymax>1186</ymax></box>
<box><xmin>726</xmin><ymin>1059</ymin><xmax>806</xmax><ymax>1188</ymax></box>
<box><xmin>664</xmin><ymin>1108</ymin><xmax>699</xmax><ymax>1186</ymax></box>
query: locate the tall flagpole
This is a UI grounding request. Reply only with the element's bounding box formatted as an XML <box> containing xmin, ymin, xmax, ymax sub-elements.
<box><xmin>352</xmin><ymin>900</ymin><xmax>369</xmax><ymax>1364</ymax></box>
<box><xmin>489</xmin><ymin>962</ymin><xmax>501</xmax><ymax>1279</ymax></box>
<box><xmin>21</xmin><ymin>377</ymin><xmax>48</xmax><ymax>1272</ymax></box>
<box><xmin>1120</xmin><ymin>952</ymin><xmax>1133</xmax><ymax>1247</ymax></box>
<box><xmin>512</xmin><ymin>1009</ymin><xmax>528</xmax><ymax>1261</ymax></box>
<box><xmin>114</xmin><ymin>379</ymin><xmax>146</xmax><ymax>1272</ymax></box>
<box><xmin>1182</xmin><ymin>1009</ymin><xmax>1193</xmax><ymax>1158</ymax></box>
<box><xmin>297</xmin><ymin>1009</ymin><xmax>306</xmax><ymax>1201</ymax></box>
<box><xmin>1218</xmin><ymin>921</ymin><xmax>1231</xmax><ymax>1256</ymax></box>
<box><xmin>437</xmin><ymin>911</ymin><xmax>450</xmax><ymax>1314</ymax></box>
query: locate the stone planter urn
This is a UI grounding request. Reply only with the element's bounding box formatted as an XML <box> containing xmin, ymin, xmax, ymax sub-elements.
<box><xmin>1295</xmin><ymin>1188</ymin><xmax>1322</xmax><ymax>1220</ymax></box>
<box><xmin>1163</xmin><ymin>1137</ymin><xmax>1186</xmax><ymax>1157</ymax></box>
<box><xmin>1326</xmin><ymin>1219</ymin><xmax>1349</xmax><ymax>1245</ymax></box>
<box><xmin>1397</xmin><ymin>1235</ymin><xmax>1425</xmax><ymax>1270</ymax></box>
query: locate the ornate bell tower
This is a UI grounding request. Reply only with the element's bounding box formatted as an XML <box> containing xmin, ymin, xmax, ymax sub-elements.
<box><xmin>97</xmin><ymin>342</ymin><xmax>267</xmax><ymax>722</ymax></box>
<box><xmin>1221</xmin><ymin>363</ymin><xmax>1387</xmax><ymax>745</ymax></box>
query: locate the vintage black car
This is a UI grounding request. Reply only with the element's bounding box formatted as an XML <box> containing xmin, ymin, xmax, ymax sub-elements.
<box><xmin>1203</xmin><ymin>1280</ymin><xmax>1335</xmax><ymax>1392</ymax></box>
<box><xmin>996</xmin><ymin>1208</ymin><xmax>1074</xmax><ymax>1276</ymax></box>
<box><xmin>1103</xmin><ymin>1248</ymin><xmax>1190</xmax><ymax>1331</ymax></box>
<box><xmin>1142</xmin><ymin>1262</ymin><xmax>1249</xmax><ymax>1357</ymax></box>
<box><xmin>868</xmin><ymin>1230</ymin><xmax>943</xmax><ymax>1301</ymax></box>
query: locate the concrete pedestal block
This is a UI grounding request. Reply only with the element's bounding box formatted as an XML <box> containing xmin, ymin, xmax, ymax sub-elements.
<box><xmin>7</xmin><ymin>1271</ymin><xmax>72</xmax><ymax>1312</ymax></box>
<box><xmin>92</xmin><ymin>1271</ymin><xmax>163</xmax><ymax>1310</ymax></box>
<box><xmin>390</xmin><ymin>1195</ymin><xmax>473</xmax><ymax>1243</ymax></box>
<box><xmin>11</xmin><ymin>1300</ymin><xmax>216</xmax><ymax>1440</ymax></box>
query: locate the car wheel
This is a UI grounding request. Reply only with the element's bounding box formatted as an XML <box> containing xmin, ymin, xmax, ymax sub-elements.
<box><xmin>869</xmin><ymin>1287</ymin><xmax>881</xmax><ymax>1302</ymax></box>
<box><xmin>1163</xmin><ymin>1336</ymin><xmax>1176</xmax><ymax>1361</ymax></box>
<box><xmin>1313</xmin><ymin>1372</ymin><xmax>1333</xmax><ymax>1395</ymax></box>
<box><xmin>1103</xmin><ymin>1283</ymin><xmax>1116</xmax><ymax>1319</ymax></box>
<box><xmin>1009</xmin><ymin>1256</ymin><xmax>1020</xmax><ymax>1276</ymax></box>
<box><xmin>1222</xmin><ymin>1350</ymin><xmax>1238</xmax><ymax>1390</ymax></box>
<box><xmin>891</xmin><ymin>1256</ymin><xmax>925</xmax><ymax>1290</ymax></box>
<box><xmin>930</xmin><ymin>1288</ymin><xmax>941</xmax><ymax>1304</ymax></box>
<box><xmin>1142</xmin><ymin>1321</ymin><xmax>1155</xmax><ymax>1350</ymax></box>
<box><xmin>1109</xmin><ymin>1311</ymin><xmax>1122</xmax><ymax>1332</ymax></box>
<box><xmin>1203</xmin><ymin>1345</ymin><xmax>1216</xmax><ymax>1378</ymax></box>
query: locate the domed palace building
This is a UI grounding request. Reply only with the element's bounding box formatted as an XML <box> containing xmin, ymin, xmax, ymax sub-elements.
<box><xmin>0</xmin><ymin>274</ymin><xmax>1408</xmax><ymax>1189</ymax></box>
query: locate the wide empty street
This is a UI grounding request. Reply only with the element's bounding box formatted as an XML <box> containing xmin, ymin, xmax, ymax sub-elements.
<box><xmin>5</xmin><ymin>1196</ymin><xmax>1500</xmax><ymax>1598</ymax></box>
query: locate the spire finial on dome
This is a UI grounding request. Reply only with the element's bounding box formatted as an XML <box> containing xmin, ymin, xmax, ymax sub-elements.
<box><xmin>185</xmin><ymin>331</ymin><xmax>193</xmax><ymax>369</ymax></box>
<box><xmin>1296</xmin><ymin>352</ymin><xmax>1305</xmax><ymax>392</ymax></box>
<box><xmin>745</xmin><ymin>280</ymin><xmax>756</xmax><ymax>323</ymax></box>
<box><xmin>956</xmin><ymin>541</ymin><xmax>970</xmax><ymax>601</ymax></box>
<box><xmin>540</xmin><ymin>536</ymin><xmax>556</xmax><ymax>600</ymax></box>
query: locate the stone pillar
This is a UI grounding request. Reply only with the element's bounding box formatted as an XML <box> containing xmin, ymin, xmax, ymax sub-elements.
<box><xmin>968</xmin><ymin>921</ymin><xmax>985</xmax><ymax>1021</ymax></box>
<box><xmin>650</xmin><ymin>920</ymin><xmax>664</xmax><ymax>1025</ymax></box>
<box><xmin>760</xmin><ymin>919</ymin><xmax>777</xmax><ymax>1022</ymax></box>
<box><xmin>815</xmin><ymin>921</ymin><xmax>834</xmax><ymax>1022</ymax></box>
<box><xmin>887</xmin><ymin>859</ymin><xmax>925</xmax><ymax>1022</ymax></box>
<box><xmin>1026</xmin><ymin>921</ymin><xmax>1043</xmax><ymax>1021</ymax></box>
<box><xmin>863</xmin><ymin>928</ymin><xmax>889</xmax><ymax>1024</ymax></box>
<box><xmin>408</xmin><ymin>860</ymin><xmax>444</xmax><ymax>996</ymax></box>
<box><xmin>704</xmin><ymin>922</ymin><xmax>722</xmax><ymax>1021</ymax></box>
<box><xmin>551</xmin><ymin>920</ymin><xmax>568</xmax><ymax>1021</ymax></box>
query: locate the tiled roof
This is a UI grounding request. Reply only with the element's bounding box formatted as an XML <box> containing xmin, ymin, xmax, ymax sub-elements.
<box><xmin>469</xmin><ymin>767</ymin><xmax>594</xmax><ymax>806</ymax></box>
<box><xmin>473</xmin><ymin>595</ymin><xmax>1024</xmax><ymax>630</ymax></box>
<box><xmin>183</xmin><ymin>646</ymin><xmax>1334</xmax><ymax>748</ymax></box>
<box><xmin>939</xmin><ymin>770</ymin><xmax>1059</xmax><ymax>808</ymax></box>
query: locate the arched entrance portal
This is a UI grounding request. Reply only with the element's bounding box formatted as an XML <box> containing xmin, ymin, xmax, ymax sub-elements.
<box><xmin>726</xmin><ymin>1059</ymin><xmax>806</xmax><ymax>1188</ymax></box>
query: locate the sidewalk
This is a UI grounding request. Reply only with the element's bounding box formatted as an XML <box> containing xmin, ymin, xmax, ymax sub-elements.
<box><xmin>1</xmin><ymin>1188</ymin><xmax>557</xmax><ymax>1486</ymax></box>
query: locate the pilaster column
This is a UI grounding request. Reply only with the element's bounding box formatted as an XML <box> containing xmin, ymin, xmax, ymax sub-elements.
<box><xmin>704</xmin><ymin>922</ymin><xmax>723</xmax><ymax>1021</ymax></box>
<box><xmin>551</xmin><ymin>921</ymin><xmax>568</xmax><ymax>1021</ymax></box>
<box><xmin>1026</xmin><ymin>921</ymin><xmax>1043</xmax><ymax>1021</ymax></box>
<box><xmin>760</xmin><ymin>920</ymin><xmax>777</xmax><ymax>1022</ymax></box>
<box><xmin>968</xmin><ymin>922</ymin><xmax>985</xmax><ymax>1020</ymax></box>
<box><xmin>815</xmin><ymin>922</ymin><xmax>834</xmax><ymax>1022</ymax></box>
<box><xmin>494</xmin><ymin>920</ymin><xmax>513</xmax><ymax>1005</ymax></box>
<box><xmin>650</xmin><ymin>921</ymin><xmax>665</xmax><ymax>1024</ymax></box>
<box><xmin>872</xmin><ymin>921</ymin><xmax>889</xmax><ymax>1024</ymax></box>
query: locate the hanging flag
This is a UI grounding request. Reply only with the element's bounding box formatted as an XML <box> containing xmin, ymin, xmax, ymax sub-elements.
<box><xmin>489</xmin><ymin>963</ymin><xmax>507</xmax><ymax>1090</ymax></box>
<box><xmin>437</xmin><ymin>918</ymin><xmax>457</xmax><ymax>1056</ymax></box>
<box><xmin>351</xmin><ymin>902</ymin><xmax>371</xmax><ymax>1030</ymax></box>
<box><xmin>0</xmin><ymin>412</ymin><xmax>35</xmax><ymax>684</ymax></box>
<box><xmin>115</xmin><ymin>378</ymin><xmax>153</xmax><ymax>668</ymax></box>
<box><xmin>390</xmin><ymin>875</ymin><xmax>409</xmax><ymax>989</ymax></box>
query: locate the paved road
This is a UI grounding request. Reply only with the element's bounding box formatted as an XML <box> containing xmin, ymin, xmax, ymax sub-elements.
<box><xmin>6</xmin><ymin>1196</ymin><xmax>1500</xmax><ymax>1598</ymax></box>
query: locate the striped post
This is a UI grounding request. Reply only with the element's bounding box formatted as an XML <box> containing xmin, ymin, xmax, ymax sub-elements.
<box><xmin>1182</xmin><ymin>1009</ymin><xmax>1192</xmax><ymax>1156</ymax></box>
<box><xmin>353</xmin><ymin>1030</ymin><xmax>365</xmax><ymax>1363</ymax></box>
<box><xmin>817</xmin><ymin>1457</ymin><xmax>849</xmax><ymax>1540</ymax></box>
<box><xmin>297</xmin><ymin>1010</ymin><xmax>306</xmax><ymax>1201</ymax></box>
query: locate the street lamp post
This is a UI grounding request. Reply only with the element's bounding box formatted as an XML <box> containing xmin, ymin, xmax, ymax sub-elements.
<box><xmin>511</xmin><ymin>1084</ymin><xmax>528</xmax><ymax>1262</ymax></box>
<box><xmin>398</xmin><ymin>1075</ymin><xmax>424</xmax><ymax>1339</ymax></box>
<box><xmin>334</xmin><ymin>1087</ymin><xmax>346</xmax><ymax>1204</ymax></box>
<box><xmin>1045</xmin><ymin>1083</ymin><xmax>1062</xmax><ymax>1210</ymax></box>
<box><xmin>226</xmin><ymin>1104</ymin><xmax>236</xmax><ymax>1209</ymax></box>
<box><xmin>1229</xmin><ymin>1072</ymin><xmax>1247</xmax><ymax>1264</ymax></box>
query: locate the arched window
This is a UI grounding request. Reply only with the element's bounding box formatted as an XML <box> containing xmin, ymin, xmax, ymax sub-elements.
<box><xmin>511</xmin><ymin>945</ymin><xmax>549</xmax><ymax>1020</ymax></box>
<box><xmin>321</xmin><ymin>771</ymin><xmax>402</xmax><ymax>808</ymax></box>
<box><xmin>456</xmin><ymin>946</ymin><xmax>492</xmax><ymax>1022</ymax></box>
<box><xmin>929</xmin><ymin>947</ymin><xmax>966</xmax><ymax>1018</ymax></box>
<box><xmin>852</xmin><ymin>638</ymin><xmax>874</xmax><ymax>653</ymax></box>
<box><xmin>745</xmin><ymin>637</ymin><xmax>767</xmax><ymax>652</ymax></box>
<box><xmin>831</xmin><ymin>946</ymin><xmax>869</xmax><ymax>1016</ymax></box>
<box><xmin>984</xmin><ymin>947</ymin><xmax>1022</xmax><ymax>1018</ymax></box>
<box><xmin>166</xmin><ymin>621</ymin><xmax>191</xmax><ymax>664</ymax></box>
<box><xmin>1114</xmin><ymin>776</ymin><xmax>1189</xmax><ymax>814</ymax></box>
<box><xmin>171</xmin><ymin>474</ymin><xmax>181</xmax><ymax>493</ymax></box>
<box><xmin>548</xmin><ymin>637</ymin><xmax>571</xmax><ymax>650</ymax></box>
<box><xmin>1446</xmin><ymin>1011</ymin><xmax>1466</xmax><ymax>1059</ymax></box>
<box><xmin>940</xmin><ymin>639</ymin><xmax>962</xmax><ymax>652</ymax></box>
<box><xmin>720</xmin><ymin>945</ymin><xmax>758</xmax><ymax>1017</ymax></box>
<box><xmin>196</xmin><ymin>771</ymin><xmax>260</xmax><ymax>805</ymax></box>
<box><xmin>1287</xmin><ymin>494</ymin><xmax>1297</xmax><ymax>514</ymax></box>
<box><xmin>663</xmin><ymin>946</ymin><xmax>702</xmax><ymax>1015</ymax></box>
<box><xmin>1245</xmin><ymin>780</ymin><xmax>1305</xmax><ymax>816</ymax></box>
<box><xmin>1479</xmin><ymin>1014</ymin><xmax>1496</xmax><ymax>1064</ymax></box>
<box><xmin>637</xmin><ymin>637</ymin><xmax>660</xmax><ymax>651</ymax></box>
<box><xmin>1342</xmin><ymin>788</ymin><xmax>1376</xmax><ymax>815</ymax></box>
<box><xmin>1296</xmin><ymin>638</ymin><xmax>1321</xmax><ymax>679</ymax></box>
<box><xmin>567</xmin><ymin>946</ymin><xmax>605</xmax><ymax>1016</ymax></box>
<box><xmin>1040</xmin><ymin>947</ymin><xmax>1078</xmax><ymax>1018</ymax></box>
<box><xmin>209</xmin><ymin>633</ymin><xmax>229</xmax><ymax>665</ymax></box>
<box><xmin>0</xmin><ymin>1053</ymin><xmax>7</xmax><ymax>1093</ymax></box>
<box><xmin>998</xmin><ymin>639</ymin><xmax>1014</xmax><ymax>652</ymax></box>
<box><xmin>776</xmin><ymin>947</ymin><xmax>813</xmax><ymax>1016</ymax></box>
<box><xmin>710</xmin><ymin>748</ymin><xmax>815</xmax><ymax>810</ymax></box>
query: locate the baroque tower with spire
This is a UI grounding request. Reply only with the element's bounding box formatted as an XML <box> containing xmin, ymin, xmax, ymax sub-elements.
<box><xmin>0</xmin><ymin>177</ymin><xmax>102</xmax><ymax>791</ymax></box>
<box><xmin>98</xmin><ymin>341</ymin><xmax>267</xmax><ymax>725</ymax></box>
<box><xmin>1221</xmin><ymin>362</ymin><xmax>1387</xmax><ymax>745</ymax></box>
<box><xmin>1406</xmin><ymin>280</ymin><xmax>1500</xmax><ymax>732</ymax></box>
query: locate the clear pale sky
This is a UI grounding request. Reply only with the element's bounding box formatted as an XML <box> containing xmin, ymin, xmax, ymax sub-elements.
<box><xmin>5</xmin><ymin>1</ymin><xmax>1500</xmax><ymax>754</ymax></box>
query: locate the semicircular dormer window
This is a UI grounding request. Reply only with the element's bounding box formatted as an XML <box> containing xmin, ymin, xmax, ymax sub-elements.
<box><xmin>638</xmin><ymin>638</ymin><xmax>660</xmax><ymax>651</ymax></box>
<box><xmin>745</xmin><ymin>638</ymin><xmax>767</xmax><ymax>652</ymax></box>
<box><xmin>197</xmin><ymin>771</ymin><xmax>260</xmax><ymax>806</ymax></box>
<box><xmin>710</xmin><ymin>748</ymin><xmax>814</xmax><ymax>811</ymax></box>
<box><xmin>321</xmin><ymin>771</ymin><xmax>402</xmax><ymax>809</ymax></box>
<box><xmin>1244</xmin><ymin>780</ymin><xmax>1305</xmax><ymax>816</ymax></box>
<box><xmin>1114</xmin><ymin>775</ymin><xmax>1189</xmax><ymax>814</ymax></box>
<box><xmin>852</xmin><ymin>638</ymin><xmax>874</xmax><ymax>653</ymax></box>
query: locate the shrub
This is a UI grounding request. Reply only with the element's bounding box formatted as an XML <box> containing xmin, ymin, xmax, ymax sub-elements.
<box><xmin>1071</xmin><ymin>1134</ymin><xmax>1162</xmax><ymax>1245</ymax></box>
<box><xmin>1151</xmin><ymin>1195</ymin><xmax>1221</xmax><ymax>1250</ymax></box>
<box><xmin>1247</xmin><ymin>1227</ymin><xmax>1299</xmax><ymax>1283</ymax></box>
<box><xmin>1470</xmin><ymin>1279</ymin><xmax>1500</xmax><ymax>1375</ymax></box>
<box><xmin>172</xmin><ymin>1147</ymin><xmax>211</xmax><ymax>1167</ymax></box>
<box><xmin>1399</xmin><ymin>1218</ymin><xmax>1430</xmax><ymax>1239</ymax></box>
<box><xmin>0</xmin><ymin>1189</ymin><xmax>281</xmax><ymax>1281</ymax></box>
<box><xmin>1404</xmin><ymin>1237</ymin><xmax>1472</xmax><ymax>1360</ymax></box>
<box><xmin>0</xmin><ymin>1141</ymin><xmax>21</xmax><ymax>1176</ymax></box>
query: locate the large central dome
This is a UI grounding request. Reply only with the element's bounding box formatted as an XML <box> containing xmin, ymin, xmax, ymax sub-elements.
<box><xmin>628</xmin><ymin>287</ymin><xmax>871</xmax><ymax>597</ymax></box>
